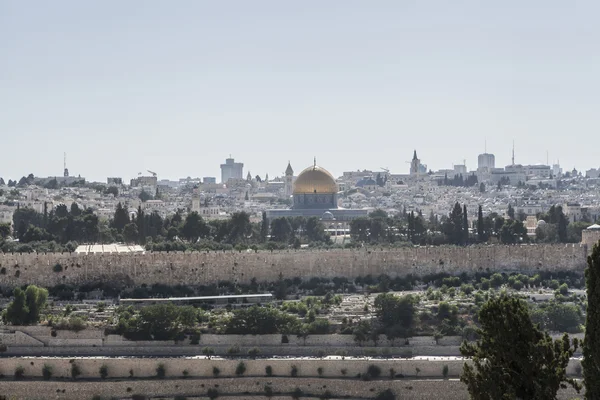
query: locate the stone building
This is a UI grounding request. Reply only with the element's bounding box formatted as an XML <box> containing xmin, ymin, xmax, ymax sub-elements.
<box><xmin>582</xmin><ymin>224</ymin><xmax>600</xmax><ymax>251</ymax></box>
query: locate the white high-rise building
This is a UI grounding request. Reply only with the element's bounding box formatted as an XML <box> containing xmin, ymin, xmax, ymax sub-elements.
<box><xmin>477</xmin><ymin>153</ymin><xmax>496</xmax><ymax>170</ymax></box>
<box><xmin>220</xmin><ymin>157</ymin><xmax>244</xmax><ymax>183</ymax></box>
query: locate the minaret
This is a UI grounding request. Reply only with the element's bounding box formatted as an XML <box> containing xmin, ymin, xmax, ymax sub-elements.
<box><xmin>191</xmin><ymin>185</ymin><xmax>200</xmax><ymax>212</ymax></box>
<box><xmin>246</xmin><ymin>171</ymin><xmax>252</xmax><ymax>182</ymax></box>
<box><xmin>285</xmin><ymin>161</ymin><xmax>294</xmax><ymax>197</ymax></box>
<box><xmin>63</xmin><ymin>152</ymin><xmax>69</xmax><ymax>177</ymax></box>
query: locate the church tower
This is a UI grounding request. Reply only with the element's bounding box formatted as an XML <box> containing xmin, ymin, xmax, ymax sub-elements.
<box><xmin>284</xmin><ymin>161</ymin><xmax>294</xmax><ymax>197</ymax></box>
<box><xmin>410</xmin><ymin>150</ymin><xmax>421</xmax><ymax>176</ymax></box>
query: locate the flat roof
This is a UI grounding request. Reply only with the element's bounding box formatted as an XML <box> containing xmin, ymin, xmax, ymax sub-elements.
<box><xmin>120</xmin><ymin>293</ymin><xmax>273</xmax><ymax>302</ymax></box>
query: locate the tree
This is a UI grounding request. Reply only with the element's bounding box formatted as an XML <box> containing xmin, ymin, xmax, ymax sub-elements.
<box><xmin>463</xmin><ymin>205</ymin><xmax>469</xmax><ymax>245</ymax></box>
<box><xmin>0</xmin><ymin>177</ymin><xmax>4</xmax><ymax>186</ymax></box>
<box><xmin>112</xmin><ymin>203</ymin><xmax>130</xmax><ymax>233</ymax></box>
<box><xmin>583</xmin><ymin>241</ymin><xmax>600</xmax><ymax>398</ymax></box>
<box><xmin>2</xmin><ymin>285</ymin><xmax>48</xmax><ymax>325</ymax></box>
<box><xmin>0</xmin><ymin>222</ymin><xmax>11</xmax><ymax>239</ymax></box>
<box><xmin>477</xmin><ymin>205</ymin><xmax>486</xmax><ymax>243</ymax></box>
<box><xmin>122</xmin><ymin>223</ymin><xmax>139</xmax><ymax>244</ymax></box>
<box><xmin>507</xmin><ymin>204</ymin><xmax>515</xmax><ymax>220</ymax></box>
<box><xmin>228</xmin><ymin>211</ymin><xmax>252</xmax><ymax>244</ymax></box>
<box><xmin>270</xmin><ymin>217</ymin><xmax>293</xmax><ymax>243</ymax></box>
<box><xmin>460</xmin><ymin>296</ymin><xmax>580</xmax><ymax>399</ymax></box>
<box><xmin>181</xmin><ymin>212</ymin><xmax>208</xmax><ymax>242</ymax></box>
<box><xmin>479</xmin><ymin>182</ymin><xmax>485</xmax><ymax>193</ymax></box>
<box><xmin>260</xmin><ymin>212</ymin><xmax>269</xmax><ymax>242</ymax></box>
<box><xmin>444</xmin><ymin>202</ymin><xmax>464</xmax><ymax>245</ymax></box>
<box><xmin>139</xmin><ymin>190</ymin><xmax>153</xmax><ymax>202</ymax></box>
<box><xmin>374</xmin><ymin>293</ymin><xmax>416</xmax><ymax>341</ymax></box>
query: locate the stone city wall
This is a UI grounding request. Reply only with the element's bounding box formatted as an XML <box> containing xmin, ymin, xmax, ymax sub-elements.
<box><xmin>0</xmin><ymin>244</ymin><xmax>587</xmax><ymax>287</ymax></box>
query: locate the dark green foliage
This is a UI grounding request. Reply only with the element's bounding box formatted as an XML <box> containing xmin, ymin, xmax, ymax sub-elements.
<box><xmin>442</xmin><ymin>365</ymin><xmax>449</xmax><ymax>378</ymax></box>
<box><xmin>291</xmin><ymin>365</ymin><xmax>298</xmax><ymax>377</ymax></box>
<box><xmin>224</xmin><ymin>305</ymin><xmax>300</xmax><ymax>334</ymax></box>
<box><xmin>156</xmin><ymin>363</ymin><xmax>166</xmax><ymax>378</ymax></box>
<box><xmin>115</xmin><ymin>303</ymin><xmax>197</xmax><ymax>341</ymax></box>
<box><xmin>212</xmin><ymin>366</ymin><xmax>220</xmax><ymax>377</ymax></box>
<box><xmin>264</xmin><ymin>385</ymin><xmax>274</xmax><ymax>397</ymax></box>
<box><xmin>367</xmin><ymin>364</ymin><xmax>382</xmax><ymax>379</ymax></box>
<box><xmin>584</xmin><ymin>242</ymin><xmax>600</xmax><ymax>399</ymax></box>
<box><xmin>374</xmin><ymin>389</ymin><xmax>396</xmax><ymax>400</ymax></box>
<box><xmin>292</xmin><ymin>387</ymin><xmax>304</xmax><ymax>399</ymax></box>
<box><xmin>207</xmin><ymin>388</ymin><xmax>219</xmax><ymax>400</ymax></box>
<box><xmin>14</xmin><ymin>366</ymin><xmax>25</xmax><ymax>380</ymax></box>
<box><xmin>530</xmin><ymin>301</ymin><xmax>583</xmax><ymax>333</ymax></box>
<box><xmin>374</xmin><ymin>293</ymin><xmax>417</xmax><ymax>341</ymax></box>
<box><xmin>460</xmin><ymin>295</ymin><xmax>580</xmax><ymax>399</ymax></box>
<box><xmin>42</xmin><ymin>364</ymin><xmax>52</xmax><ymax>380</ymax></box>
<box><xmin>247</xmin><ymin>347</ymin><xmax>260</xmax><ymax>358</ymax></box>
<box><xmin>99</xmin><ymin>364</ymin><xmax>108</xmax><ymax>379</ymax></box>
<box><xmin>235</xmin><ymin>361</ymin><xmax>246</xmax><ymax>376</ymax></box>
<box><xmin>3</xmin><ymin>285</ymin><xmax>48</xmax><ymax>325</ymax></box>
<box><xmin>71</xmin><ymin>363</ymin><xmax>81</xmax><ymax>380</ymax></box>
<box><xmin>52</xmin><ymin>263</ymin><xmax>63</xmax><ymax>272</ymax></box>
<box><xmin>265</xmin><ymin>365</ymin><xmax>273</xmax><ymax>376</ymax></box>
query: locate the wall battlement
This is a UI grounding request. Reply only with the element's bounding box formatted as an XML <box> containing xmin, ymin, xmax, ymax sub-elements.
<box><xmin>0</xmin><ymin>244</ymin><xmax>587</xmax><ymax>287</ymax></box>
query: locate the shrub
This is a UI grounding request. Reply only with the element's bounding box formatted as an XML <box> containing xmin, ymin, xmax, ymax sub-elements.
<box><xmin>202</xmin><ymin>347</ymin><xmax>215</xmax><ymax>358</ymax></box>
<box><xmin>265</xmin><ymin>365</ymin><xmax>273</xmax><ymax>376</ymax></box>
<box><xmin>71</xmin><ymin>363</ymin><xmax>81</xmax><ymax>380</ymax></box>
<box><xmin>367</xmin><ymin>364</ymin><xmax>382</xmax><ymax>379</ymax></box>
<box><xmin>442</xmin><ymin>364</ymin><xmax>449</xmax><ymax>378</ymax></box>
<box><xmin>341</xmin><ymin>368</ymin><xmax>347</xmax><ymax>376</ymax></box>
<box><xmin>14</xmin><ymin>366</ymin><xmax>25</xmax><ymax>380</ymax></box>
<box><xmin>235</xmin><ymin>361</ymin><xmax>246</xmax><ymax>376</ymax></box>
<box><xmin>375</xmin><ymin>389</ymin><xmax>396</xmax><ymax>400</ymax></box>
<box><xmin>212</xmin><ymin>366</ymin><xmax>220</xmax><ymax>377</ymax></box>
<box><xmin>317</xmin><ymin>367</ymin><xmax>324</xmax><ymax>377</ymax></box>
<box><xmin>207</xmin><ymin>388</ymin><xmax>219</xmax><ymax>399</ymax></box>
<box><xmin>99</xmin><ymin>364</ymin><xmax>108</xmax><ymax>379</ymax></box>
<box><xmin>129</xmin><ymin>368</ymin><xmax>134</xmax><ymax>378</ymax></box>
<box><xmin>42</xmin><ymin>364</ymin><xmax>53</xmax><ymax>380</ymax></box>
<box><xmin>227</xmin><ymin>344</ymin><xmax>240</xmax><ymax>354</ymax></box>
<box><xmin>292</xmin><ymin>387</ymin><xmax>304</xmax><ymax>399</ymax></box>
<box><xmin>182</xmin><ymin>369</ymin><xmax>189</xmax><ymax>378</ymax></box>
<box><xmin>53</xmin><ymin>263</ymin><xmax>63</xmax><ymax>273</ymax></box>
<box><xmin>389</xmin><ymin>368</ymin><xmax>395</xmax><ymax>379</ymax></box>
<box><xmin>248</xmin><ymin>347</ymin><xmax>260</xmax><ymax>359</ymax></box>
<box><xmin>156</xmin><ymin>363</ymin><xmax>166</xmax><ymax>378</ymax></box>
<box><xmin>291</xmin><ymin>364</ymin><xmax>298</xmax><ymax>377</ymax></box>
<box><xmin>264</xmin><ymin>385</ymin><xmax>274</xmax><ymax>397</ymax></box>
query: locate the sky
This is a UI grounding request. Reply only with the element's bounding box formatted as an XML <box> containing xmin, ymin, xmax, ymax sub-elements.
<box><xmin>1</xmin><ymin>1</ymin><xmax>599</xmax><ymax>182</ymax></box>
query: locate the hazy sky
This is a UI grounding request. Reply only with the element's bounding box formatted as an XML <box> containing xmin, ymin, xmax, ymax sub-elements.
<box><xmin>2</xmin><ymin>1</ymin><xmax>599</xmax><ymax>182</ymax></box>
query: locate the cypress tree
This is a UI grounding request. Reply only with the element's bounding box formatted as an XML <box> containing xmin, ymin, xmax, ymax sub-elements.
<box><xmin>463</xmin><ymin>205</ymin><xmax>469</xmax><ymax>245</ymax></box>
<box><xmin>448</xmin><ymin>202</ymin><xmax>463</xmax><ymax>246</ymax></box>
<box><xmin>260</xmin><ymin>212</ymin><xmax>269</xmax><ymax>242</ymax></box>
<box><xmin>583</xmin><ymin>242</ymin><xmax>600</xmax><ymax>398</ymax></box>
<box><xmin>477</xmin><ymin>205</ymin><xmax>485</xmax><ymax>243</ymax></box>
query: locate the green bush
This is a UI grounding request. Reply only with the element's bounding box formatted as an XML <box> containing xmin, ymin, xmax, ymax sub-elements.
<box><xmin>291</xmin><ymin>364</ymin><xmax>298</xmax><ymax>377</ymax></box>
<box><xmin>202</xmin><ymin>347</ymin><xmax>215</xmax><ymax>358</ymax></box>
<box><xmin>442</xmin><ymin>365</ymin><xmax>449</xmax><ymax>378</ymax></box>
<box><xmin>42</xmin><ymin>364</ymin><xmax>53</xmax><ymax>380</ymax></box>
<box><xmin>14</xmin><ymin>366</ymin><xmax>25</xmax><ymax>380</ymax></box>
<box><xmin>367</xmin><ymin>364</ymin><xmax>382</xmax><ymax>379</ymax></box>
<box><xmin>375</xmin><ymin>389</ymin><xmax>396</xmax><ymax>400</ymax></box>
<box><xmin>292</xmin><ymin>387</ymin><xmax>304</xmax><ymax>399</ymax></box>
<box><xmin>235</xmin><ymin>361</ymin><xmax>246</xmax><ymax>376</ymax></box>
<box><xmin>182</xmin><ymin>369</ymin><xmax>189</xmax><ymax>378</ymax></box>
<box><xmin>248</xmin><ymin>347</ymin><xmax>260</xmax><ymax>358</ymax></box>
<box><xmin>317</xmin><ymin>367</ymin><xmax>324</xmax><ymax>377</ymax></box>
<box><xmin>156</xmin><ymin>363</ymin><xmax>166</xmax><ymax>378</ymax></box>
<box><xmin>71</xmin><ymin>363</ymin><xmax>81</xmax><ymax>380</ymax></box>
<box><xmin>207</xmin><ymin>388</ymin><xmax>219</xmax><ymax>399</ymax></box>
<box><xmin>227</xmin><ymin>344</ymin><xmax>240</xmax><ymax>354</ymax></box>
<box><xmin>264</xmin><ymin>385</ymin><xmax>274</xmax><ymax>397</ymax></box>
<box><xmin>265</xmin><ymin>365</ymin><xmax>273</xmax><ymax>376</ymax></box>
<box><xmin>212</xmin><ymin>366</ymin><xmax>220</xmax><ymax>377</ymax></box>
<box><xmin>53</xmin><ymin>263</ymin><xmax>63</xmax><ymax>273</ymax></box>
<box><xmin>99</xmin><ymin>364</ymin><xmax>108</xmax><ymax>379</ymax></box>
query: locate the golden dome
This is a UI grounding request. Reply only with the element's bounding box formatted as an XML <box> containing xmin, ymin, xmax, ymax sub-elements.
<box><xmin>293</xmin><ymin>165</ymin><xmax>338</xmax><ymax>194</ymax></box>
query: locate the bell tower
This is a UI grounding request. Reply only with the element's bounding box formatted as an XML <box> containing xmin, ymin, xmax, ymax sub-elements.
<box><xmin>284</xmin><ymin>161</ymin><xmax>294</xmax><ymax>197</ymax></box>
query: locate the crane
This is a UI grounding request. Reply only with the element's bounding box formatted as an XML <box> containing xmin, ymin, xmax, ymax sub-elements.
<box><xmin>147</xmin><ymin>170</ymin><xmax>157</xmax><ymax>177</ymax></box>
<box><xmin>380</xmin><ymin>167</ymin><xmax>390</xmax><ymax>174</ymax></box>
